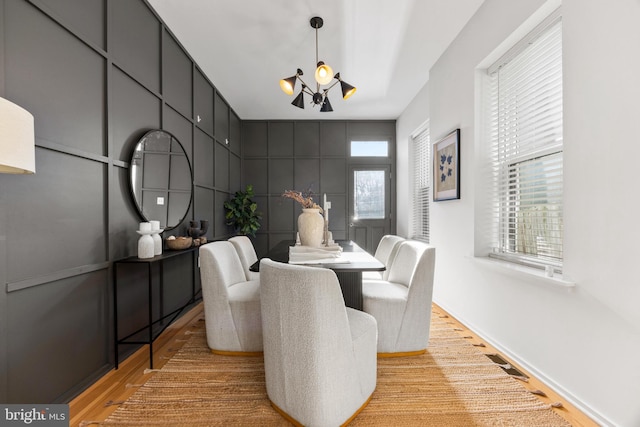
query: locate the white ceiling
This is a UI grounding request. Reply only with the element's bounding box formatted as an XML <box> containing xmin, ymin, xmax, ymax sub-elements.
<box><xmin>147</xmin><ymin>0</ymin><xmax>484</xmax><ymax>120</ymax></box>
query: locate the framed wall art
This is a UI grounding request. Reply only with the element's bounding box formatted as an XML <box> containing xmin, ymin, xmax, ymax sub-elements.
<box><xmin>433</xmin><ymin>129</ymin><xmax>460</xmax><ymax>201</ymax></box>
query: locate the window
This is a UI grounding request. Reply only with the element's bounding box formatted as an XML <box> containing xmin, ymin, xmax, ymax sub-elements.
<box><xmin>350</xmin><ymin>140</ymin><xmax>388</xmax><ymax>157</ymax></box>
<box><xmin>486</xmin><ymin>10</ymin><xmax>563</xmax><ymax>269</ymax></box>
<box><xmin>411</xmin><ymin>121</ymin><xmax>430</xmax><ymax>242</ymax></box>
<box><xmin>353</xmin><ymin>170</ymin><xmax>386</xmax><ymax>219</ymax></box>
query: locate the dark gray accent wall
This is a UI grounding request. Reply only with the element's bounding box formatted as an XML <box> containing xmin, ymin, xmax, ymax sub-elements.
<box><xmin>0</xmin><ymin>0</ymin><xmax>240</xmax><ymax>403</ymax></box>
<box><xmin>241</xmin><ymin>120</ymin><xmax>396</xmax><ymax>258</ymax></box>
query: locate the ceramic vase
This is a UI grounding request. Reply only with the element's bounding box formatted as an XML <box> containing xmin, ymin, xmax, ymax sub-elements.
<box><xmin>137</xmin><ymin>222</ymin><xmax>155</xmax><ymax>259</ymax></box>
<box><xmin>297</xmin><ymin>208</ymin><xmax>324</xmax><ymax>247</ymax></box>
<box><xmin>150</xmin><ymin>220</ymin><xmax>162</xmax><ymax>256</ymax></box>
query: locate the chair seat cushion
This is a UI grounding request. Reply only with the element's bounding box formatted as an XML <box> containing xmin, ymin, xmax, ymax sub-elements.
<box><xmin>362</xmin><ymin>271</ymin><xmax>383</xmax><ymax>280</ymax></box>
<box><xmin>246</xmin><ymin>270</ymin><xmax>260</xmax><ymax>282</ymax></box>
<box><xmin>228</xmin><ymin>279</ymin><xmax>260</xmax><ymax>302</ymax></box>
<box><xmin>362</xmin><ymin>280</ymin><xmax>408</xmax><ymax>301</ymax></box>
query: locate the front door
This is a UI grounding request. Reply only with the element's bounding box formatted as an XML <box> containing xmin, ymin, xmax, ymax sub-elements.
<box><xmin>348</xmin><ymin>166</ymin><xmax>391</xmax><ymax>254</ymax></box>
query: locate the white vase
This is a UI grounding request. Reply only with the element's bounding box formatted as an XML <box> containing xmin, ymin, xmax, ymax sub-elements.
<box><xmin>297</xmin><ymin>208</ymin><xmax>324</xmax><ymax>247</ymax></box>
<box><xmin>137</xmin><ymin>234</ymin><xmax>155</xmax><ymax>259</ymax></box>
<box><xmin>152</xmin><ymin>233</ymin><xmax>162</xmax><ymax>255</ymax></box>
<box><xmin>150</xmin><ymin>220</ymin><xmax>162</xmax><ymax>256</ymax></box>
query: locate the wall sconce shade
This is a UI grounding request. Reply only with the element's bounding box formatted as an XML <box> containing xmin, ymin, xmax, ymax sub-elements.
<box><xmin>0</xmin><ymin>97</ymin><xmax>35</xmax><ymax>174</ymax></box>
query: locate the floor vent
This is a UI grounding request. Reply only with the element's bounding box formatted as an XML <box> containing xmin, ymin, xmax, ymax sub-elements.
<box><xmin>485</xmin><ymin>353</ymin><xmax>529</xmax><ymax>378</ymax></box>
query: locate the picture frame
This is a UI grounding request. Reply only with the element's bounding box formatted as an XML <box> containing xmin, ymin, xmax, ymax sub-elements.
<box><xmin>433</xmin><ymin>129</ymin><xmax>460</xmax><ymax>201</ymax></box>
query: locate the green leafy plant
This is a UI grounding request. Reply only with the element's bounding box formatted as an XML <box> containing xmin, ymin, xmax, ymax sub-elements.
<box><xmin>224</xmin><ymin>184</ymin><xmax>262</xmax><ymax>237</ymax></box>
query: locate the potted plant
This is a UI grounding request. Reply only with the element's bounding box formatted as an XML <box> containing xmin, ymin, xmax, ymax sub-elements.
<box><xmin>224</xmin><ymin>184</ymin><xmax>262</xmax><ymax>237</ymax></box>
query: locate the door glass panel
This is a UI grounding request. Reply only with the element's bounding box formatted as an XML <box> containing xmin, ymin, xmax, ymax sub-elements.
<box><xmin>353</xmin><ymin>170</ymin><xmax>386</xmax><ymax>219</ymax></box>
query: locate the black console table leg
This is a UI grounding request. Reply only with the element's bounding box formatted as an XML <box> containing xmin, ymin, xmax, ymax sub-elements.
<box><xmin>113</xmin><ymin>263</ymin><xmax>119</xmax><ymax>369</ymax></box>
<box><xmin>147</xmin><ymin>263</ymin><xmax>154</xmax><ymax>369</ymax></box>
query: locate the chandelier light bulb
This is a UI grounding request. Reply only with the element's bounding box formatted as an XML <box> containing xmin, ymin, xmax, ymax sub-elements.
<box><xmin>314</xmin><ymin>62</ymin><xmax>334</xmax><ymax>85</ymax></box>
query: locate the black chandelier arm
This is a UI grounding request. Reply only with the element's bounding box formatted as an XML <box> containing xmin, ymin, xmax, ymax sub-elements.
<box><xmin>324</xmin><ymin>79</ymin><xmax>340</xmax><ymax>92</ymax></box>
<box><xmin>295</xmin><ymin>76</ymin><xmax>315</xmax><ymax>95</ymax></box>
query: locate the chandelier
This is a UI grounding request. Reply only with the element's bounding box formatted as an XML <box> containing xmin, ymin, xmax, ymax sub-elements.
<box><xmin>279</xmin><ymin>16</ymin><xmax>356</xmax><ymax>112</ymax></box>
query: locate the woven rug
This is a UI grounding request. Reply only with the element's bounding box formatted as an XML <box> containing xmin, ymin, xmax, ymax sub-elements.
<box><xmin>102</xmin><ymin>310</ymin><xmax>570</xmax><ymax>426</ymax></box>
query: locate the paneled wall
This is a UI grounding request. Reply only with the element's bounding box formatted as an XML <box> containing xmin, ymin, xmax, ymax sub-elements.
<box><xmin>242</xmin><ymin>120</ymin><xmax>396</xmax><ymax>257</ymax></box>
<box><xmin>0</xmin><ymin>0</ymin><xmax>239</xmax><ymax>403</ymax></box>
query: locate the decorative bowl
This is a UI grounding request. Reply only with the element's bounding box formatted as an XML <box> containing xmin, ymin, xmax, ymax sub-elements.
<box><xmin>165</xmin><ymin>236</ymin><xmax>193</xmax><ymax>250</ymax></box>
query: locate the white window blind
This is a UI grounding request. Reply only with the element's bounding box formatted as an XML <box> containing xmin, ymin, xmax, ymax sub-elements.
<box><xmin>411</xmin><ymin>121</ymin><xmax>430</xmax><ymax>242</ymax></box>
<box><xmin>487</xmin><ymin>13</ymin><xmax>563</xmax><ymax>268</ymax></box>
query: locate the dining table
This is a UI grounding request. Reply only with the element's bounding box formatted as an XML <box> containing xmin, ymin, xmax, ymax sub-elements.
<box><xmin>250</xmin><ymin>240</ymin><xmax>385</xmax><ymax>310</ymax></box>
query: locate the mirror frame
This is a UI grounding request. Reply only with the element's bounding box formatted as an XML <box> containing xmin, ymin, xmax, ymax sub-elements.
<box><xmin>128</xmin><ymin>129</ymin><xmax>193</xmax><ymax>231</ymax></box>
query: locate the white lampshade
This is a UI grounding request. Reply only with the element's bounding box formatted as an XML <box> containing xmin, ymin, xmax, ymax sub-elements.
<box><xmin>314</xmin><ymin>62</ymin><xmax>334</xmax><ymax>85</ymax></box>
<box><xmin>0</xmin><ymin>97</ymin><xmax>35</xmax><ymax>174</ymax></box>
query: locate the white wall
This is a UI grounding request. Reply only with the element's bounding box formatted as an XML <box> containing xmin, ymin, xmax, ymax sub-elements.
<box><xmin>396</xmin><ymin>0</ymin><xmax>640</xmax><ymax>426</ymax></box>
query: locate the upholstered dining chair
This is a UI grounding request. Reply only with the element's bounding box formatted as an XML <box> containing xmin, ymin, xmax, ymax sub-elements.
<box><xmin>362</xmin><ymin>234</ymin><xmax>405</xmax><ymax>280</ymax></box>
<box><xmin>260</xmin><ymin>259</ymin><xmax>378</xmax><ymax>426</ymax></box>
<box><xmin>228</xmin><ymin>235</ymin><xmax>260</xmax><ymax>281</ymax></box>
<box><xmin>199</xmin><ymin>241</ymin><xmax>262</xmax><ymax>355</ymax></box>
<box><xmin>362</xmin><ymin>240</ymin><xmax>436</xmax><ymax>356</ymax></box>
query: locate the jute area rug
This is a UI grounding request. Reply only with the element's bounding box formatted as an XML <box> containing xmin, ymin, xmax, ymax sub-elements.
<box><xmin>103</xmin><ymin>310</ymin><xmax>570</xmax><ymax>426</ymax></box>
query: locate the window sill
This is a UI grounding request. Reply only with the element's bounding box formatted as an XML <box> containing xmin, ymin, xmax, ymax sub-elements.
<box><xmin>471</xmin><ymin>256</ymin><xmax>576</xmax><ymax>289</ymax></box>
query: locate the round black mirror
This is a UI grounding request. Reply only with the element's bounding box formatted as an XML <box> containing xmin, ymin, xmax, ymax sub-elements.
<box><xmin>129</xmin><ymin>130</ymin><xmax>192</xmax><ymax>230</ymax></box>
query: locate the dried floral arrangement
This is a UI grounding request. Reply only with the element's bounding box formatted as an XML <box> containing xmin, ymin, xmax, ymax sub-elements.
<box><xmin>282</xmin><ymin>189</ymin><xmax>323</xmax><ymax>212</ymax></box>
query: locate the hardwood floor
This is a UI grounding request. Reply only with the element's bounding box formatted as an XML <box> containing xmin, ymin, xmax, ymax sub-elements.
<box><xmin>69</xmin><ymin>304</ymin><xmax>206</xmax><ymax>427</ymax></box>
<box><xmin>69</xmin><ymin>303</ymin><xmax>597</xmax><ymax>427</ymax></box>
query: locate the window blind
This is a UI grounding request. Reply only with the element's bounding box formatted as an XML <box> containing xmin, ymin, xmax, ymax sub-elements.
<box><xmin>487</xmin><ymin>16</ymin><xmax>563</xmax><ymax>267</ymax></box>
<box><xmin>411</xmin><ymin>121</ymin><xmax>430</xmax><ymax>242</ymax></box>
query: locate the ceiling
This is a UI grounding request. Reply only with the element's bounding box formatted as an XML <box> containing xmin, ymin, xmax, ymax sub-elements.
<box><xmin>147</xmin><ymin>0</ymin><xmax>485</xmax><ymax>121</ymax></box>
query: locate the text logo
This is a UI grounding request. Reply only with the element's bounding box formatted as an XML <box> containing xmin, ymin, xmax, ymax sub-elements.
<box><xmin>1</xmin><ymin>405</ymin><xmax>68</xmax><ymax>426</ymax></box>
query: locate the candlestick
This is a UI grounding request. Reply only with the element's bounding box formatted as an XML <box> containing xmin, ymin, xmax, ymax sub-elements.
<box><xmin>323</xmin><ymin>194</ymin><xmax>332</xmax><ymax>246</ymax></box>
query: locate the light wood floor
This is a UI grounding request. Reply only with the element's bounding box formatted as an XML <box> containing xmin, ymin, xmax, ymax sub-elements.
<box><xmin>69</xmin><ymin>303</ymin><xmax>597</xmax><ymax>427</ymax></box>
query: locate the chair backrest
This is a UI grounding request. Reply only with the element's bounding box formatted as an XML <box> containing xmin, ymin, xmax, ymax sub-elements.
<box><xmin>228</xmin><ymin>236</ymin><xmax>258</xmax><ymax>280</ymax></box>
<box><xmin>374</xmin><ymin>235</ymin><xmax>405</xmax><ymax>265</ymax></box>
<box><xmin>200</xmin><ymin>241</ymin><xmax>247</xmax><ymax>294</ymax></box>
<box><xmin>199</xmin><ymin>241</ymin><xmax>262</xmax><ymax>353</ymax></box>
<box><xmin>380</xmin><ymin>236</ymin><xmax>405</xmax><ymax>280</ymax></box>
<box><xmin>387</xmin><ymin>240</ymin><xmax>430</xmax><ymax>288</ymax></box>
<box><xmin>259</xmin><ymin>259</ymin><xmax>361</xmax><ymax>422</ymax></box>
<box><xmin>397</xmin><ymin>241</ymin><xmax>436</xmax><ymax>350</ymax></box>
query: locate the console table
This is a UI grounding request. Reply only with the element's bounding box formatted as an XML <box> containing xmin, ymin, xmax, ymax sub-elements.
<box><xmin>113</xmin><ymin>245</ymin><xmax>201</xmax><ymax>369</ymax></box>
